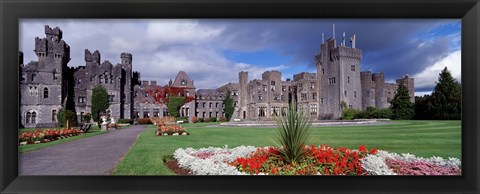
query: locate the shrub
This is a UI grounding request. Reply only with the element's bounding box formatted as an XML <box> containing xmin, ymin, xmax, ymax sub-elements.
<box><xmin>209</xmin><ymin>117</ymin><xmax>217</xmax><ymax>122</ymax></box>
<box><xmin>137</xmin><ymin>118</ymin><xmax>152</xmax><ymax>125</ymax></box>
<box><xmin>341</xmin><ymin>108</ymin><xmax>359</xmax><ymax>120</ymax></box>
<box><xmin>204</xmin><ymin>118</ymin><xmax>210</xmax><ymax>123</ymax></box>
<box><xmin>219</xmin><ymin>116</ymin><xmax>227</xmax><ymax>122</ymax></box>
<box><xmin>192</xmin><ymin>116</ymin><xmax>199</xmax><ymax>123</ymax></box>
<box><xmin>198</xmin><ymin>118</ymin><xmax>205</xmax><ymax>123</ymax></box>
<box><xmin>57</xmin><ymin>108</ymin><xmax>78</xmax><ymax>127</ymax></box>
<box><xmin>275</xmin><ymin>100</ymin><xmax>312</xmax><ymax>164</ymax></box>
<box><xmin>118</xmin><ymin>119</ymin><xmax>133</xmax><ymax>124</ymax></box>
<box><xmin>82</xmin><ymin>113</ymin><xmax>92</xmax><ymax>123</ymax></box>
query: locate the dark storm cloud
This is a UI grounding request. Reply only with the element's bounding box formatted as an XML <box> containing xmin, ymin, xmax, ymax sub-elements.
<box><xmin>199</xmin><ymin>19</ymin><xmax>458</xmax><ymax>81</ymax></box>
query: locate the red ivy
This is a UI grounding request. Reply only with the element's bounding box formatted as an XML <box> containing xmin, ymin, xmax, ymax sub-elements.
<box><xmin>147</xmin><ymin>85</ymin><xmax>195</xmax><ymax>105</ymax></box>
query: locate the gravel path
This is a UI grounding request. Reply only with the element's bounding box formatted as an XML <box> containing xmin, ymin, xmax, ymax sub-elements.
<box><xmin>19</xmin><ymin>125</ymin><xmax>147</xmax><ymax>175</ymax></box>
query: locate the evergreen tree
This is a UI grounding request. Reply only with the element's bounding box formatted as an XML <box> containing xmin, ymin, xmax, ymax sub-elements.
<box><xmin>223</xmin><ymin>90</ymin><xmax>234</xmax><ymax>121</ymax></box>
<box><xmin>430</xmin><ymin>67</ymin><xmax>461</xmax><ymax>119</ymax></box>
<box><xmin>91</xmin><ymin>85</ymin><xmax>109</xmax><ymax>124</ymax></box>
<box><xmin>390</xmin><ymin>83</ymin><xmax>414</xmax><ymax>120</ymax></box>
<box><xmin>414</xmin><ymin>94</ymin><xmax>433</xmax><ymax>120</ymax></box>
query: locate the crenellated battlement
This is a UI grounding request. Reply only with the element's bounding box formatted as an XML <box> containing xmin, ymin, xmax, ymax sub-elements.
<box><xmin>331</xmin><ymin>47</ymin><xmax>362</xmax><ymax>60</ymax></box>
<box><xmin>261</xmin><ymin>70</ymin><xmax>282</xmax><ymax>80</ymax></box>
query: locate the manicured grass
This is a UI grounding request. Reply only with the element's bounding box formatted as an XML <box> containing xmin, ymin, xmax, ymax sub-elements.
<box><xmin>112</xmin><ymin>120</ymin><xmax>461</xmax><ymax>175</ymax></box>
<box><xmin>18</xmin><ymin>125</ymin><xmax>109</xmax><ymax>153</ymax></box>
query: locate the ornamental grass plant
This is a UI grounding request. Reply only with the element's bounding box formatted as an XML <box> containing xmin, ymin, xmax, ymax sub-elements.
<box><xmin>275</xmin><ymin>100</ymin><xmax>313</xmax><ymax>164</ymax></box>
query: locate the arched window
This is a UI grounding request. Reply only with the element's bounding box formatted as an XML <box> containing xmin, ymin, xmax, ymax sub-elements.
<box><xmin>53</xmin><ymin>69</ymin><xmax>57</xmax><ymax>80</ymax></box>
<box><xmin>43</xmin><ymin>88</ymin><xmax>49</xmax><ymax>98</ymax></box>
<box><xmin>31</xmin><ymin>112</ymin><xmax>37</xmax><ymax>123</ymax></box>
<box><xmin>105</xmin><ymin>75</ymin><xmax>109</xmax><ymax>84</ymax></box>
<box><xmin>25</xmin><ymin>112</ymin><xmax>31</xmax><ymax>124</ymax></box>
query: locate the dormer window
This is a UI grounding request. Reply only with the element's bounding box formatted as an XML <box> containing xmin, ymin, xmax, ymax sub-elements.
<box><xmin>181</xmin><ymin>79</ymin><xmax>186</xmax><ymax>86</ymax></box>
<box><xmin>31</xmin><ymin>74</ymin><xmax>36</xmax><ymax>82</ymax></box>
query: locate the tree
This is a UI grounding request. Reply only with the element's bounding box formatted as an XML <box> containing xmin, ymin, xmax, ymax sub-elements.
<box><xmin>390</xmin><ymin>83</ymin><xmax>414</xmax><ymax>120</ymax></box>
<box><xmin>57</xmin><ymin>108</ymin><xmax>78</xmax><ymax>127</ymax></box>
<box><xmin>429</xmin><ymin>67</ymin><xmax>461</xmax><ymax>119</ymax></box>
<box><xmin>167</xmin><ymin>96</ymin><xmax>185</xmax><ymax>117</ymax></box>
<box><xmin>414</xmin><ymin>95</ymin><xmax>433</xmax><ymax>120</ymax></box>
<box><xmin>223</xmin><ymin>90</ymin><xmax>234</xmax><ymax>121</ymax></box>
<box><xmin>91</xmin><ymin>85</ymin><xmax>109</xmax><ymax>123</ymax></box>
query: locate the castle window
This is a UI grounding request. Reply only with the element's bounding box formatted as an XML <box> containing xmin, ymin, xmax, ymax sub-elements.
<box><xmin>271</xmin><ymin>107</ymin><xmax>280</xmax><ymax>116</ymax></box>
<box><xmin>105</xmin><ymin>76</ymin><xmax>109</xmax><ymax>84</ymax></box>
<box><xmin>301</xmin><ymin>93</ymin><xmax>307</xmax><ymax>100</ymax></box>
<box><xmin>209</xmin><ymin>103</ymin><xmax>212</xmax><ymax>108</ymax></box>
<box><xmin>216</xmin><ymin>102</ymin><xmax>219</xmax><ymax>108</ymax></box>
<box><xmin>282</xmin><ymin>86</ymin><xmax>286</xmax><ymax>92</ymax></box>
<box><xmin>110</xmin><ymin>75</ymin><xmax>114</xmax><ymax>84</ymax></box>
<box><xmin>181</xmin><ymin>80</ymin><xmax>186</xmax><ymax>86</ymax></box>
<box><xmin>203</xmin><ymin>102</ymin><xmax>206</xmax><ymax>107</ymax></box>
<box><xmin>354</xmin><ymin>91</ymin><xmax>357</xmax><ymax>98</ymax></box>
<box><xmin>78</xmin><ymin>79</ymin><xmax>82</xmax><ymax>84</ymax></box>
<box><xmin>349</xmin><ymin>105</ymin><xmax>353</xmax><ymax>109</ymax></box>
<box><xmin>258</xmin><ymin>95</ymin><xmax>263</xmax><ymax>101</ymax></box>
<box><xmin>281</xmin><ymin>107</ymin><xmax>287</xmax><ymax>116</ymax></box>
<box><xmin>313</xmin><ymin>93</ymin><xmax>317</xmax><ymax>100</ymax></box>
<box><xmin>322</xmin><ymin>69</ymin><xmax>325</xmax><ymax>74</ymax></box>
<box><xmin>145</xmin><ymin>92</ymin><xmax>148</xmax><ymax>97</ymax></box>
<box><xmin>80</xmin><ymin>112</ymin><xmax>84</xmax><ymax>122</ymax></box>
<box><xmin>78</xmin><ymin>97</ymin><xmax>86</xmax><ymax>103</ymax></box>
<box><xmin>31</xmin><ymin>112</ymin><xmax>36</xmax><ymax>123</ymax></box>
<box><xmin>25</xmin><ymin>112</ymin><xmax>31</xmax><ymax>124</ymax></box>
<box><xmin>351</xmin><ymin>65</ymin><xmax>356</xmax><ymax>71</ymax></box>
<box><xmin>234</xmin><ymin>101</ymin><xmax>238</xmax><ymax>107</ymax></box>
<box><xmin>321</xmin><ymin>98</ymin><xmax>324</xmax><ymax>103</ymax></box>
<box><xmin>43</xmin><ymin>88</ymin><xmax>49</xmax><ymax>99</ymax></box>
<box><xmin>22</xmin><ymin>74</ymin><xmax>26</xmax><ymax>82</ymax></box>
<box><xmin>209</xmin><ymin>112</ymin><xmax>213</xmax><ymax>118</ymax></box>
<box><xmin>281</xmin><ymin>95</ymin><xmax>285</xmax><ymax>101</ymax></box>
<box><xmin>310</xmin><ymin>82</ymin><xmax>315</xmax><ymax>89</ymax></box>
<box><xmin>134</xmin><ymin>91</ymin><xmax>138</xmax><ymax>97</ymax></box>
<box><xmin>53</xmin><ymin>69</ymin><xmax>57</xmax><ymax>80</ymax></box>
<box><xmin>348</xmin><ymin>77</ymin><xmax>350</xmax><ymax>83</ymax></box>
<box><xmin>108</xmin><ymin>95</ymin><xmax>115</xmax><ymax>102</ymax></box>
<box><xmin>344</xmin><ymin>91</ymin><xmax>347</xmax><ymax>97</ymax></box>
<box><xmin>271</xmin><ymin>86</ymin><xmax>275</xmax><ymax>91</ymax></box>
<box><xmin>258</xmin><ymin>107</ymin><xmax>267</xmax><ymax>117</ymax></box>
<box><xmin>263</xmin><ymin>85</ymin><xmax>267</xmax><ymax>91</ymax></box>
<box><xmin>273</xmin><ymin>95</ymin><xmax>280</xmax><ymax>101</ymax></box>
<box><xmin>35</xmin><ymin>87</ymin><xmax>38</xmax><ymax>96</ymax></box>
<box><xmin>29</xmin><ymin>86</ymin><xmax>33</xmax><ymax>96</ymax></box>
<box><xmin>310</xmin><ymin>104</ymin><xmax>318</xmax><ymax>116</ymax></box>
<box><xmin>271</xmin><ymin>81</ymin><xmax>276</xmax><ymax>85</ymax></box>
<box><xmin>52</xmin><ymin>109</ymin><xmax>57</xmax><ymax>122</ymax></box>
<box><xmin>31</xmin><ymin>74</ymin><xmax>36</xmax><ymax>82</ymax></box>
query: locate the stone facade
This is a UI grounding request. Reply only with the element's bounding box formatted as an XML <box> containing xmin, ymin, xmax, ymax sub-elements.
<box><xmin>19</xmin><ymin>26</ymin><xmax>138</xmax><ymax>128</ymax></box>
<box><xmin>195</xmin><ymin>36</ymin><xmax>415</xmax><ymax>121</ymax></box>
<box><xmin>20</xmin><ymin>26</ymin><xmax>415</xmax><ymax>127</ymax></box>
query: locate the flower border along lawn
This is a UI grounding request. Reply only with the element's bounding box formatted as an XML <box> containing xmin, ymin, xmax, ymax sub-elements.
<box><xmin>112</xmin><ymin>120</ymin><xmax>461</xmax><ymax>175</ymax></box>
<box><xmin>19</xmin><ymin>125</ymin><xmax>109</xmax><ymax>153</ymax></box>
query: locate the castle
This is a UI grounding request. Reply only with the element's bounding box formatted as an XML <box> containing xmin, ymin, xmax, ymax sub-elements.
<box><xmin>19</xmin><ymin>25</ymin><xmax>414</xmax><ymax>128</ymax></box>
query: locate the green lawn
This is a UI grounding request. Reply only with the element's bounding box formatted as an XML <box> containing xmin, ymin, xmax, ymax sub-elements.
<box><xmin>112</xmin><ymin>120</ymin><xmax>461</xmax><ymax>175</ymax></box>
<box><xmin>18</xmin><ymin>125</ymin><xmax>108</xmax><ymax>152</ymax></box>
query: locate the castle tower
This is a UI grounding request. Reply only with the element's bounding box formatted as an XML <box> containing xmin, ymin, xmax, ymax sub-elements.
<box><xmin>120</xmin><ymin>53</ymin><xmax>133</xmax><ymax>119</ymax></box>
<box><xmin>239</xmin><ymin>71</ymin><xmax>249</xmax><ymax>119</ymax></box>
<box><xmin>360</xmin><ymin>71</ymin><xmax>375</xmax><ymax>109</ymax></box>
<box><xmin>315</xmin><ymin>34</ymin><xmax>362</xmax><ymax>119</ymax></box>
<box><xmin>20</xmin><ymin>25</ymin><xmax>71</xmax><ymax>128</ymax></box>
<box><xmin>372</xmin><ymin>72</ymin><xmax>386</xmax><ymax>108</ymax></box>
<box><xmin>396</xmin><ymin>75</ymin><xmax>415</xmax><ymax>103</ymax></box>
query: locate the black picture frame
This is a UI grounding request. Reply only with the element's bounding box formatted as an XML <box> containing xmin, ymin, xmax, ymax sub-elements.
<box><xmin>1</xmin><ymin>0</ymin><xmax>479</xmax><ymax>193</ymax></box>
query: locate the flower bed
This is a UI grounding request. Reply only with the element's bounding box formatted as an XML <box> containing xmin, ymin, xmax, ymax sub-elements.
<box><xmin>173</xmin><ymin>145</ymin><xmax>462</xmax><ymax>175</ymax></box>
<box><xmin>151</xmin><ymin>116</ymin><xmax>176</xmax><ymax>126</ymax></box>
<box><xmin>18</xmin><ymin>128</ymin><xmax>82</xmax><ymax>145</ymax></box>
<box><xmin>156</xmin><ymin>125</ymin><xmax>189</xmax><ymax>136</ymax></box>
<box><xmin>361</xmin><ymin>150</ymin><xmax>461</xmax><ymax>175</ymax></box>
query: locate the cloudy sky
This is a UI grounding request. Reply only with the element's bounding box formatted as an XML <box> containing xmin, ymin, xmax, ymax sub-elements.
<box><xmin>19</xmin><ymin>19</ymin><xmax>461</xmax><ymax>96</ymax></box>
